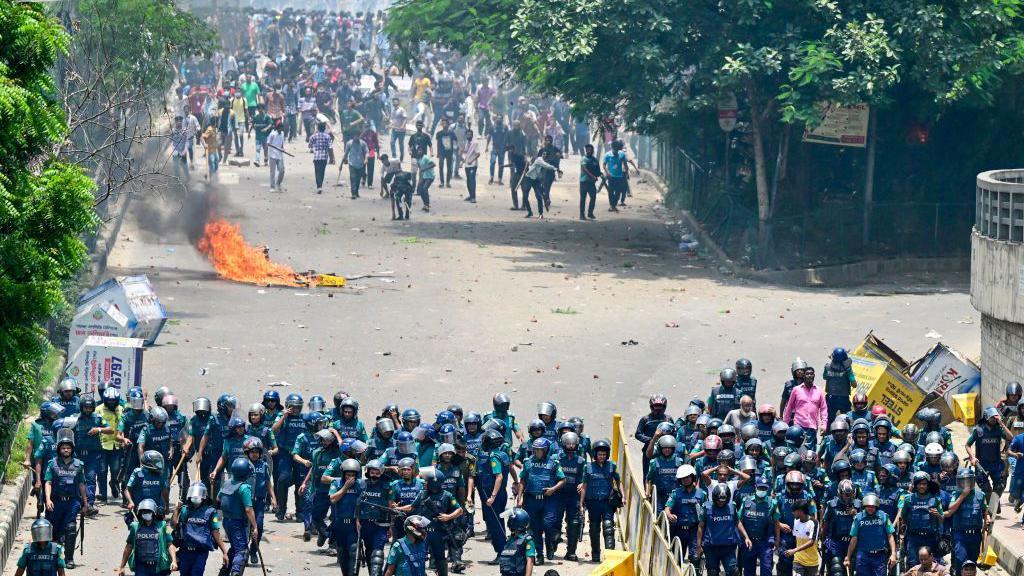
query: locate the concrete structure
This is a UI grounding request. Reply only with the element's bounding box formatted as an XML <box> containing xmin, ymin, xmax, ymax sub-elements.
<box><xmin>971</xmin><ymin>169</ymin><xmax>1024</xmax><ymax>407</ymax></box>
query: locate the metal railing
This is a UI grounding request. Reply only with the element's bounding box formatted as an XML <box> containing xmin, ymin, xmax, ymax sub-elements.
<box><xmin>610</xmin><ymin>415</ymin><xmax>696</xmax><ymax>576</ymax></box>
<box><xmin>976</xmin><ymin>169</ymin><xmax>1024</xmax><ymax>242</ymax></box>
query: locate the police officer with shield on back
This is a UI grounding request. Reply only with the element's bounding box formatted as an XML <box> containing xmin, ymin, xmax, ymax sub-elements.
<box><xmin>14</xmin><ymin>520</ymin><xmax>66</xmax><ymax>576</ymax></box>
<box><xmin>173</xmin><ymin>483</ymin><xmax>229</xmax><ymax>576</ymax></box>
<box><xmin>498</xmin><ymin>508</ymin><xmax>536</xmax><ymax>576</ymax></box>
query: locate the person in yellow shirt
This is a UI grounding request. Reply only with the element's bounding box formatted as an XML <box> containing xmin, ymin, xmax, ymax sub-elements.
<box><xmin>413</xmin><ymin>74</ymin><xmax>431</xmax><ymax>103</ymax></box>
<box><xmin>788</xmin><ymin>501</ymin><xmax>820</xmax><ymax>576</ymax></box>
<box><xmin>96</xmin><ymin>387</ymin><xmax>124</xmax><ymax>503</ymax></box>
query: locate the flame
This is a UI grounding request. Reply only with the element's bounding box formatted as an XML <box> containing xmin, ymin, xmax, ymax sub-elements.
<box><xmin>197</xmin><ymin>219</ymin><xmax>301</xmax><ymax>286</ymax></box>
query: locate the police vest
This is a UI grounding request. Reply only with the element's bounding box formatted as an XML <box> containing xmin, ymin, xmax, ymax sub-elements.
<box><xmin>711</xmin><ymin>386</ymin><xmax>739</xmax><ymax>419</ymax></box>
<box><xmin>277</xmin><ymin>415</ymin><xmax>306</xmax><ymax>454</ymax></box>
<box><xmin>559</xmin><ymin>454</ymin><xmax>585</xmax><ymax>487</ymax></box>
<box><xmin>905</xmin><ymin>494</ymin><xmax>941</xmax><ymax>535</ymax></box>
<box><xmin>204</xmin><ymin>415</ymin><xmax>229</xmax><ymax>456</ymax></box>
<box><xmin>167</xmin><ymin>414</ymin><xmax>187</xmax><ymax>448</ymax></box>
<box><xmin>498</xmin><ymin>533</ymin><xmax>529</xmax><ymax>575</ymax></box>
<box><xmin>247</xmin><ymin>460</ymin><xmax>270</xmax><ymax>498</ymax></box>
<box><xmin>951</xmin><ymin>489</ymin><xmax>985</xmax><ymax>531</ymax></box>
<box><xmin>131</xmin><ymin>469</ymin><xmax>165</xmax><ymax>503</ymax></box>
<box><xmin>391</xmin><ymin>480</ymin><xmax>422</xmax><ymax>505</ymax></box>
<box><xmin>333</xmin><ymin>418</ymin><xmax>362</xmax><ymax>440</ymax></box>
<box><xmin>826</xmin><ymin>498</ymin><xmax>859</xmax><ymax>541</ymax></box>
<box><xmin>124</xmin><ymin>411</ymin><xmax>148</xmax><ymax>443</ymax></box>
<box><xmin>51</xmin><ymin>458</ymin><xmax>83</xmax><ymax>498</ymax></box>
<box><xmin>143</xmin><ymin>425</ymin><xmax>172</xmax><ymax>458</ymax></box>
<box><xmin>464</xmin><ymin>432</ymin><xmax>483</xmax><ymax>457</ymax></box>
<box><xmin>399</xmin><ymin>538</ymin><xmax>427</xmax><ymax>576</ymax></box>
<box><xmin>852</xmin><ymin>469</ymin><xmax>877</xmax><ymax>494</ymax></box>
<box><xmin>736</xmin><ymin>377</ymin><xmax>758</xmax><ymax>400</ymax></box>
<box><xmin>524</xmin><ymin>457</ymin><xmax>559</xmax><ymax>495</ymax></box>
<box><xmin>876</xmin><ymin>486</ymin><xmax>900</xmax><ymax>518</ymax></box>
<box><xmin>740</xmin><ymin>496</ymin><xmax>774</xmax><ymax>539</ymax></box>
<box><xmin>585</xmin><ymin>462</ymin><xmax>615</xmax><ymax>501</ymax></box>
<box><xmin>757</xmin><ymin>421</ymin><xmax>775</xmax><ymax>444</ymax></box>
<box><xmin>247</xmin><ymin>424</ymin><xmax>274</xmax><ymax>452</ymax></box>
<box><xmin>852</xmin><ymin>511</ymin><xmax>890</xmax><ymax>552</ymax></box>
<box><xmin>436</xmin><ymin>464</ymin><xmax>462</xmax><ymax>495</ymax></box>
<box><xmin>669</xmin><ymin>487</ymin><xmax>704</xmax><ymax>526</ymax></box>
<box><xmin>777</xmin><ymin>491</ymin><xmax>812</xmax><ymax>526</ymax></box>
<box><xmin>190</xmin><ymin>416</ymin><xmax>210</xmax><ymax>453</ymax></box>
<box><xmin>542</xmin><ymin>421</ymin><xmax>561</xmax><ymax>443</ymax></box>
<box><xmin>974</xmin><ymin>425</ymin><xmax>1003</xmax><ymax>464</ymax></box>
<box><xmin>218</xmin><ymin>480</ymin><xmax>246</xmax><ymax>520</ymax></box>
<box><xmin>330</xmin><ymin>481</ymin><xmax>361</xmax><ymax>519</ymax></box>
<box><xmin>651</xmin><ymin>456</ymin><xmax>682</xmax><ymax>500</ymax></box>
<box><xmin>311</xmin><ymin>448</ymin><xmax>340</xmax><ymax>493</ymax></box>
<box><xmin>823</xmin><ymin>365</ymin><xmax>852</xmax><ymax>396</ymax></box>
<box><xmin>477</xmin><ymin>450</ymin><xmax>509</xmax><ymax>489</ymax></box>
<box><xmin>357</xmin><ymin>479</ymin><xmax>390</xmax><ymax>523</ymax></box>
<box><xmin>74</xmin><ymin>415</ymin><xmax>103</xmax><ymax>452</ymax></box>
<box><xmin>54</xmin><ymin>396</ymin><xmax>81</xmax><ymax>416</ymax></box>
<box><xmin>24</xmin><ymin>543</ymin><xmax>61</xmax><ymax>576</ymax></box>
<box><xmin>133</xmin><ymin>522</ymin><xmax>162</xmax><ymax>566</ymax></box>
<box><xmin>181</xmin><ymin>505</ymin><xmax>217</xmax><ymax>551</ymax></box>
<box><xmin>871</xmin><ymin>440</ymin><xmax>898</xmax><ymax>468</ymax></box>
<box><xmin>416</xmin><ymin>490</ymin><xmax>454</xmax><ymax>522</ymax></box>
<box><xmin>703</xmin><ymin>501</ymin><xmax>739</xmax><ymax>545</ymax></box>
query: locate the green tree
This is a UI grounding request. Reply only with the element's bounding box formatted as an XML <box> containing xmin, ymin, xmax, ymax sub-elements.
<box><xmin>0</xmin><ymin>0</ymin><xmax>97</xmax><ymax>443</ymax></box>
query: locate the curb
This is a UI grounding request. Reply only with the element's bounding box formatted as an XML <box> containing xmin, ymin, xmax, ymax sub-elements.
<box><xmin>0</xmin><ymin>470</ymin><xmax>33</xmax><ymax>574</ymax></box>
<box><xmin>641</xmin><ymin>168</ymin><xmax>970</xmax><ymax>287</ymax></box>
<box><xmin>989</xmin><ymin>526</ymin><xmax>1024</xmax><ymax>576</ymax></box>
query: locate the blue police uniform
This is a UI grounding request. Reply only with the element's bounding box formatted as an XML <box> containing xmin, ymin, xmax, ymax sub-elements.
<box><xmin>666</xmin><ymin>486</ymin><xmax>705</xmax><ymax>564</ymax></box>
<box><xmin>475</xmin><ymin>449</ymin><xmax>510</xmax><ymax>554</ymax></box>
<box><xmin>583</xmin><ymin>459</ymin><xmax>619</xmax><ymax>556</ymax></box>
<box><xmin>899</xmin><ymin>493</ymin><xmax>942</xmax><ymax>567</ymax></box>
<box><xmin>950</xmin><ymin>488</ymin><xmax>986</xmax><ymax>574</ymax></box>
<box><xmin>219</xmin><ymin>478</ymin><xmax>254</xmax><ymax>576</ymax></box>
<box><xmin>738</xmin><ymin>494</ymin><xmax>775</xmax><ymax>576</ymax></box>
<box><xmin>736</xmin><ymin>375</ymin><xmax>757</xmax><ymax>401</ymax></box>
<box><xmin>53</xmin><ymin>395</ymin><xmax>81</xmax><ymax>417</ymax></box>
<box><xmin>389</xmin><ymin>478</ymin><xmax>426</xmax><ymax>537</ymax></box>
<box><xmin>201</xmin><ymin>414</ymin><xmax>230</xmax><ymax>493</ymax></box>
<box><xmin>247</xmin><ymin>458</ymin><xmax>271</xmax><ymax>560</ymax></box>
<box><xmin>17</xmin><ymin>542</ymin><xmax>64</xmax><ymax>576</ymax></box>
<box><xmin>703</xmin><ymin>500</ymin><xmax>740</xmax><ymax>576</ymax></box>
<box><xmin>44</xmin><ymin>457</ymin><xmax>85</xmax><ymax>559</ymax></box>
<box><xmin>968</xmin><ymin>424</ymin><xmax>1007</xmax><ymax>493</ymax></box>
<box><xmin>823</xmin><ymin>362</ymin><xmax>855</xmax><ymax>422</ymax></box>
<box><xmin>555</xmin><ymin>450</ymin><xmax>585</xmax><ymax>556</ymax></box>
<box><xmin>331</xmin><ymin>417</ymin><xmax>367</xmax><ymax>442</ymax></box>
<box><xmin>822</xmin><ymin>497</ymin><xmax>859</xmax><ymax>574</ymax></box>
<box><xmin>306</xmin><ymin>445</ymin><xmax>340</xmax><ymax>539</ymax></box>
<box><xmin>329</xmin><ymin>477</ymin><xmax>362</xmax><ymax>574</ymax></box>
<box><xmin>127</xmin><ymin>520</ymin><xmax>171</xmax><ymax>576</ymax></box>
<box><xmin>119</xmin><ymin>410</ymin><xmax>148</xmax><ymax>494</ymax></box>
<box><xmin>775</xmin><ymin>490</ymin><xmax>817</xmax><ymax>576</ymax></box>
<box><xmin>177</xmin><ymin>503</ymin><xmax>221</xmax><ymax>576</ymax></box>
<box><xmin>274</xmin><ymin>414</ymin><xmax>307</xmax><ymax>517</ymax></box>
<box><xmin>850</xmin><ymin>509</ymin><xmax>894</xmax><ymax>576</ymax></box>
<box><xmin>520</xmin><ymin>453</ymin><xmax>565</xmax><ymax>559</ymax></box>
<box><xmin>139</xmin><ymin>424</ymin><xmax>172</xmax><ymax>474</ymax></box>
<box><xmin>356</xmin><ymin>477</ymin><xmax>392</xmax><ymax>573</ymax></box>
<box><xmin>387</xmin><ymin>536</ymin><xmax>428</xmax><ymax>576</ymax></box>
<box><xmin>124</xmin><ymin>468</ymin><xmax>167</xmax><ymax>527</ymax></box>
<box><xmin>646</xmin><ymin>455</ymin><xmax>683</xmax><ymax>512</ymax></box>
<box><xmin>73</xmin><ymin>413</ymin><xmax>104</xmax><ymax>507</ymax></box>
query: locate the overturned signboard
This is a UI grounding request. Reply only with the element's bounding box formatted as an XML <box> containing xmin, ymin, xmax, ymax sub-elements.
<box><xmin>911</xmin><ymin>343</ymin><xmax>981</xmax><ymax>419</ymax></box>
<box><xmin>78</xmin><ymin>275</ymin><xmax>167</xmax><ymax>346</ymax></box>
<box><xmin>850</xmin><ymin>355</ymin><xmax>925</xmax><ymax>427</ymax></box>
<box><xmin>65</xmin><ymin>336</ymin><xmax>144</xmax><ymax>392</ymax></box>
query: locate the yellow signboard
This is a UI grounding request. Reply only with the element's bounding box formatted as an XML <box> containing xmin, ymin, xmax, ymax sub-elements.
<box><xmin>851</xmin><ymin>332</ymin><xmax>910</xmax><ymax>371</ymax></box>
<box><xmin>850</xmin><ymin>355</ymin><xmax>925</xmax><ymax>427</ymax></box>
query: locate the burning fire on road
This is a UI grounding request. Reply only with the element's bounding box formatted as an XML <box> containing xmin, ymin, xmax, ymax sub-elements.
<box><xmin>197</xmin><ymin>218</ymin><xmax>346</xmax><ymax>288</ymax></box>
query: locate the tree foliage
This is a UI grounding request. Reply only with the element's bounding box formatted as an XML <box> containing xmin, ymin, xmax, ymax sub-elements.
<box><xmin>0</xmin><ymin>0</ymin><xmax>97</xmax><ymax>444</ymax></box>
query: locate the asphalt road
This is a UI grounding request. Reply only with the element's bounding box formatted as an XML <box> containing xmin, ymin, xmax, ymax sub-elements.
<box><xmin>4</xmin><ymin>131</ymin><xmax>984</xmax><ymax>576</ymax></box>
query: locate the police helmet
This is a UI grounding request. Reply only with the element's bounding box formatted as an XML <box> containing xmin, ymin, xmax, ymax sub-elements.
<box><xmin>58</xmin><ymin>377</ymin><xmax>79</xmax><ymax>394</ymax></box>
<box><xmin>1007</xmin><ymin>381</ymin><xmax>1022</xmax><ymax>397</ymax></box>
<box><xmin>785</xmin><ymin>425</ymin><xmax>804</xmax><ymax>446</ymax></box>
<box><xmin>142</xmin><ymin>450</ymin><xmax>164</xmax><ymax>472</ymax></box>
<box><xmin>436</xmin><ymin>410</ymin><xmax>456</xmax><ymax>427</ymax></box>
<box><xmin>561</xmin><ymin>431</ymin><xmax>580</xmax><ymax>451</ymax></box>
<box><xmin>718</xmin><ymin>424</ymin><xmax>736</xmax><ymax>439</ymax></box>
<box><xmin>532</xmin><ymin>438</ymin><xmax>552</xmax><ymax>455</ymax></box>
<box><xmin>711</xmin><ymin>483</ymin><xmax>731</xmax><ymax>503</ymax></box>
<box><xmin>676</xmin><ymin>465</ymin><xmax>697</xmax><ymax>480</ymax></box>
<box><xmin>376</xmin><ymin>418</ymin><xmax>396</xmax><ymax>436</ymax></box>
<box><xmin>831</xmin><ymin>459</ymin><xmax>852</xmax><ymax>476</ymax></box>
<box><xmin>405</xmin><ymin>515</ymin><xmax>430</xmax><ymax>539</ymax></box>
<box><xmin>217</xmin><ymin>394</ymin><xmax>238</xmax><ymax>414</ymax></box>
<box><xmin>772</xmin><ymin>421</ymin><xmax>789</xmax><ymax>436</ymax></box>
<box><xmin>720</xmin><ymin>368</ymin><xmax>737</xmax><ymax>383</ymax></box>
<box><xmin>463</xmin><ymin>412</ymin><xmax>483</xmax><ymax>427</ymax></box>
<box><xmin>482</xmin><ymin>430</ymin><xmax>504</xmax><ymax>452</ymax></box>
<box><xmin>838</xmin><ymin>479</ymin><xmax>856</xmax><ymax>497</ymax></box>
<box><xmin>745</xmin><ymin>438</ymin><xmax>763</xmax><ymax>452</ymax></box>
<box><xmin>852</xmin><ymin>392</ymin><xmax>868</xmax><ymax>408</ymax></box>
<box><xmin>784</xmin><ymin>470</ymin><xmax>805</xmax><ymax>486</ymax></box>
<box><xmin>397</xmin><ymin>457</ymin><xmax>416</xmax><ymax>470</ymax></box>
<box><xmin>537</xmin><ymin>401</ymin><xmax>557</xmax><ymax>419</ymax></box>
<box><xmin>395</xmin><ymin>430</ymin><xmax>416</xmax><ymax>452</ymax></box>
<box><xmin>736</xmin><ymin>358</ymin><xmax>752</xmax><ymax>376</ymax></box>
<box><xmin>103</xmin><ymin>388</ymin><xmax>122</xmax><ymax>406</ymax></box>
<box><xmin>591</xmin><ymin>439</ymin><xmax>611</xmax><ymax>457</ymax></box>
<box><xmin>982</xmin><ymin>406</ymin><xmax>999</xmax><ymax>422</ymax></box>
<box><xmin>924</xmin><ymin>442</ymin><xmax>944</xmax><ymax>458</ymax></box>
<box><xmin>187</xmin><ymin>482</ymin><xmax>208</xmax><ymax>506</ymax></box>
<box><xmin>137</xmin><ymin>498</ymin><xmax>159</xmax><ymax>520</ymax></box>
<box><xmin>285</xmin><ymin>393</ymin><xmax>303</xmax><ymax>409</ymax></box>
<box><xmin>831</xmin><ymin>347</ymin><xmax>849</xmax><ymax>365</ymax></box>
<box><xmin>772</xmin><ymin>446</ymin><xmax>792</xmax><ymax>462</ymax></box>
<box><xmin>230</xmin><ymin>457</ymin><xmax>252</xmax><ymax>480</ymax></box>
<box><xmin>783</xmin><ymin>452</ymin><xmax>802</xmax><ymax>469</ymax></box>
<box><xmin>656</xmin><ymin>421</ymin><xmax>676</xmax><ymax>437</ymax></box>
<box><xmin>315</xmin><ymin>429</ymin><xmax>336</xmax><ymax>445</ymax></box>
<box><xmin>649</xmin><ymin>394</ymin><xmax>668</xmax><ymax>408</ymax></box>
<box><xmin>704</xmin><ymin>435</ymin><xmax>725</xmax><ymax>452</ymax></box>
<box><xmin>492</xmin><ymin>393</ymin><xmax>511</xmax><ymax>411</ymax></box>
<box><xmin>308</xmin><ymin>395</ymin><xmax>326</xmax><ymax>413</ymax></box>
<box><xmin>686</xmin><ymin>405</ymin><xmax>703</xmax><ymax>418</ymax></box>
<box><xmin>507</xmin><ymin>508</ymin><xmax>530</xmax><ymax>531</ymax></box>
<box><xmin>438</xmin><ymin>423</ymin><xmax>457</xmax><ymax>444</ymax></box>
<box><xmin>227</xmin><ymin>417</ymin><xmax>245</xmax><ymax>433</ymax></box>
<box><xmin>912</xmin><ymin>471</ymin><xmax>931</xmax><ymax>487</ymax></box>
<box><xmin>739</xmin><ymin>456</ymin><xmax>758</xmax><ymax>473</ymax></box>
<box><xmin>340</xmin><ymin>458</ymin><xmax>361</xmax><ymax>474</ymax></box>
<box><xmin>150</xmin><ymin>407</ymin><xmax>168</xmax><ymax>425</ymax></box>
<box><xmin>862</xmin><ymin>494</ymin><xmax>880</xmax><ymax>508</ymax></box>
<box><xmin>707</xmin><ymin>418</ymin><xmax>723</xmax><ymax>431</ymax></box>
<box><xmin>717</xmin><ymin>449</ymin><xmax>735</xmax><ymax>465</ymax></box>
<box><xmin>791</xmin><ymin>358</ymin><xmax>808</xmax><ymax>374</ymax></box>
<box><xmin>193</xmin><ymin>396</ymin><xmax>212</xmax><ymax>414</ymax></box>
<box><xmin>56</xmin><ymin>429</ymin><xmax>75</xmax><ymax>449</ymax></box>
<box><xmin>437</xmin><ymin>443</ymin><xmax>456</xmax><ymax>457</ymax></box>
<box><xmin>849</xmin><ymin>449</ymin><xmax>867</xmax><ymax>465</ymax></box>
<box><xmin>940</xmin><ymin>452</ymin><xmax>958</xmax><ymax>472</ymax></box>
<box><xmin>80</xmin><ymin>394</ymin><xmax>96</xmax><ymax>411</ymax></box>
<box><xmin>657</xmin><ymin>435</ymin><xmax>678</xmax><ymax>451</ymax></box>
<box><xmin>248</xmin><ymin>403</ymin><xmax>265</xmax><ymax>418</ymax></box>
<box><xmin>568</xmin><ymin>416</ymin><xmax>585</xmax><ymax>434</ymax></box>
<box><xmin>892</xmin><ymin>450</ymin><xmax>913</xmax><ymax>465</ymax></box>
<box><xmin>262</xmin><ymin>390</ymin><xmax>281</xmax><ymax>406</ymax></box>
<box><xmin>31</xmin><ymin>519</ymin><xmax>53</xmax><ymax>543</ymax></box>
<box><xmin>413</xmin><ymin>424</ymin><xmax>436</xmax><ymax>443</ymax></box>
<box><xmin>243</xmin><ymin>437</ymin><xmax>264</xmax><ymax>453</ymax></box>
<box><xmin>303</xmin><ymin>411</ymin><xmax>324</xmax><ymax>431</ymax></box>
<box><xmin>740</xmin><ymin>423</ymin><xmax>759</xmax><ymax>442</ymax></box>
<box><xmin>696</xmin><ymin>414</ymin><xmax>711</xmax><ymax>428</ymax></box>
<box><xmin>366</xmin><ymin>460</ymin><xmax>384</xmax><ymax>474</ymax></box>
<box><xmin>758</xmin><ymin>404</ymin><xmax>776</xmax><ymax>417</ymax></box>
<box><xmin>402</xmin><ymin>408</ymin><xmax>421</xmax><ymax>426</ymax></box>
<box><xmin>153</xmin><ymin>387</ymin><xmax>171</xmax><ymax>406</ymax></box>
<box><xmin>340</xmin><ymin>398</ymin><xmax>360</xmax><ymax>414</ymax></box>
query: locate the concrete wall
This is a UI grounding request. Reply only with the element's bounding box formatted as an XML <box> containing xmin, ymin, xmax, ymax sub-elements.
<box><xmin>971</xmin><ymin>230</ymin><xmax>1024</xmax><ymax>406</ymax></box>
<box><xmin>971</xmin><ymin>231</ymin><xmax>1024</xmax><ymax>323</ymax></box>
<box><xmin>979</xmin><ymin>315</ymin><xmax>1024</xmax><ymax>407</ymax></box>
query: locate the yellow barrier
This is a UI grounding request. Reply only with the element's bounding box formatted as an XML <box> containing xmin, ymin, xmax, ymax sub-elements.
<box><xmin>952</xmin><ymin>393</ymin><xmax>977</xmax><ymax>426</ymax></box>
<box><xmin>590</xmin><ymin>550</ymin><xmax>637</xmax><ymax>576</ymax></box>
<box><xmin>607</xmin><ymin>414</ymin><xmax>694</xmax><ymax>576</ymax></box>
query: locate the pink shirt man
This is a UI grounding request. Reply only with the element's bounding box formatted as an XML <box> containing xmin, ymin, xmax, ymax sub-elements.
<box><xmin>782</xmin><ymin>381</ymin><xmax>827</xmax><ymax>432</ymax></box>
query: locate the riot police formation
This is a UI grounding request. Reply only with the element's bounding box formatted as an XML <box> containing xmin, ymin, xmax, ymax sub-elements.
<box><xmin>19</xmin><ymin>348</ymin><xmax>1024</xmax><ymax>576</ymax></box>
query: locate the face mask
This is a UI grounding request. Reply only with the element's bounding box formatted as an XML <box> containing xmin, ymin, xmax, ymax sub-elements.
<box><xmin>755</xmin><ymin>489</ymin><xmax>768</xmax><ymax>499</ymax></box>
<box><xmin>139</xmin><ymin>512</ymin><xmax>154</xmax><ymax>522</ymax></box>
<box><xmin>189</xmin><ymin>496</ymin><xmax>203</xmax><ymax>506</ymax></box>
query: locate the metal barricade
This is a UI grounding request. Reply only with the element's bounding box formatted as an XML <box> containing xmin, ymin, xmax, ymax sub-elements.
<box><xmin>610</xmin><ymin>414</ymin><xmax>692</xmax><ymax>576</ymax></box>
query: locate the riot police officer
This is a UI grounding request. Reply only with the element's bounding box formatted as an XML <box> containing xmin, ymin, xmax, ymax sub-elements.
<box><xmin>270</xmin><ymin>393</ymin><xmax>305</xmax><ymax>521</ymax></box>
<box><xmin>43</xmin><ymin>432</ymin><xmax>86</xmax><ymax>568</ymax></box>
<box><xmin>388</xmin><ymin>457</ymin><xmax>426</xmax><ymax>539</ymax></box>
<box><xmin>737</xmin><ymin>477</ymin><xmax>775</xmax><ymax>576</ymax></box>
<box><xmin>288</xmin><ymin>412</ymin><xmax>321</xmax><ymax>531</ymax></box>
<box><xmin>243</xmin><ymin>438</ymin><xmax>274</xmax><ymax>564</ymax></box>
<box><xmin>412</xmin><ymin>468</ymin><xmax>462</xmax><ymax>576</ymax></box>
<box><xmin>14</xmin><ymin>519</ymin><xmax>66</xmax><ymax>576</ymax></box>
<box><xmin>118</xmin><ymin>390</ymin><xmax>148</xmax><ymax>501</ymax></box>
<box><xmin>356</xmin><ymin>460</ymin><xmax>392</xmax><ymax>576</ymax></box>
<box><xmin>822</xmin><ymin>479</ymin><xmax>859</xmax><ymax>576</ymax></box>
<box><xmin>303</xmin><ymin>428</ymin><xmax>341</xmax><ymax>547</ymax></box>
<box><xmin>369</xmin><ymin>418</ymin><xmax>397</xmax><ymax>462</ymax></box>
<box><xmin>636</xmin><ymin>395</ymin><xmax>672</xmax><ymax>472</ymax></box>
<box><xmin>664</xmin><ymin>465</ymin><xmax>704</xmax><ymax>569</ymax></box>
<box><xmin>477</xmin><ymin>429</ymin><xmax>513</xmax><ymax>560</ymax></box>
<box><xmin>645</xmin><ymin>436</ymin><xmax>684</xmax><ymax>512</ymax></box>
<box><xmin>219</xmin><ymin>458</ymin><xmax>258</xmax><ymax>576</ymax></box>
<box><xmin>328</xmin><ymin>459</ymin><xmax>364</xmax><ymax>576</ymax></box>
<box><xmin>124</xmin><ymin>451</ymin><xmax>169</xmax><ymax>528</ymax></box>
<box><xmin>894</xmin><ymin>472</ymin><xmax>943</xmax><ymax>569</ymax></box>
<box><xmin>137</xmin><ymin>408</ymin><xmax>173</xmax><ymax>478</ymax></box>
<box><xmin>485</xmin><ymin>393</ymin><xmax>525</xmax><ymax>445</ymax></box>
<box><xmin>116</xmin><ymin>499</ymin><xmax>177</xmax><ymax>576</ymax></box>
<box><xmin>52</xmin><ymin>378</ymin><xmax>81</xmax><ymax>417</ymax></box>
<box><xmin>709</xmin><ymin>369</ymin><xmax>740</xmax><ymax>420</ymax></box>
<box><xmin>555</xmin><ymin>432</ymin><xmax>585</xmax><ymax>561</ymax></box>
<box><xmin>497</xmin><ymin>508</ymin><xmax>536</xmax><ymax>576</ymax></box>
<box><xmin>331</xmin><ymin>398</ymin><xmax>368</xmax><ymax>442</ymax></box>
<box><xmin>173</xmin><ymin>483</ymin><xmax>229</xmax><ymax>576</ymax></box>
<box><xmin>823</xmin><ymin>348</ymin><xmax>855</xmax><ymax>422</ymax></box>
<box><xmin>775</xmin><ymin>471</ymin><xmax>816</xmax><ymax>576</ymax></box>
<box><xmin>581</xmin><ymin>439</ymin><xmax>619</xmax><ymax>563</ymax></box>
<box><xmin>516</xmin><ymin>438</ymin><xmax>564</xmax><ymax>565</ymax></box>
<box><xmin>160</xmin><ymin>396</ymin><xmax>190</xmax><ymax>501</ymax></box>
<box><xmin>845</xmin><ymin>493</ymin><xmax>897</xmax><ymax>576</ymax></box>
<box><xmin>385</xmin><ymin>515</ymin><xmax>430</xmax><ymax>576</ymax></box>
<box><xmin>735</xmin><ymin>358</ymin><xmax>757</xmax><ymax>400</ymax></box>
<box><xmin>943</xmin><ymin>468</ymin><xmax>990</xmax><ymax>575</ymax></box>
<box><xmin>965</xmin><ymin>406</ymin><xmax>1013</xmax><ymax>500</ymax></box>
<box><xmin>197</xmin><ymin>394</ymin><xmax>237</xmax><ymax>497</ymax></box>
<box><xmin>698</xmin><ymin>484</ymin><xmax>740</xmax><ymax>576</ymax></box>
<box><xmin>73</xmin><ymin>394</ymin><xmax>105</xmax><ymax>515</ymax></box>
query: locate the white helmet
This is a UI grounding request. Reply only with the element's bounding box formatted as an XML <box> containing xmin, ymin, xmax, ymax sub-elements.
<box><xmin>924</xmin><ymin>442</ymin><xmax>944</xmax><ymax>457</ymax></box>
<box><xmin>676</xmin><ymin>464</ymin><xmax>697</xmax><ymax>479</ymax></box>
